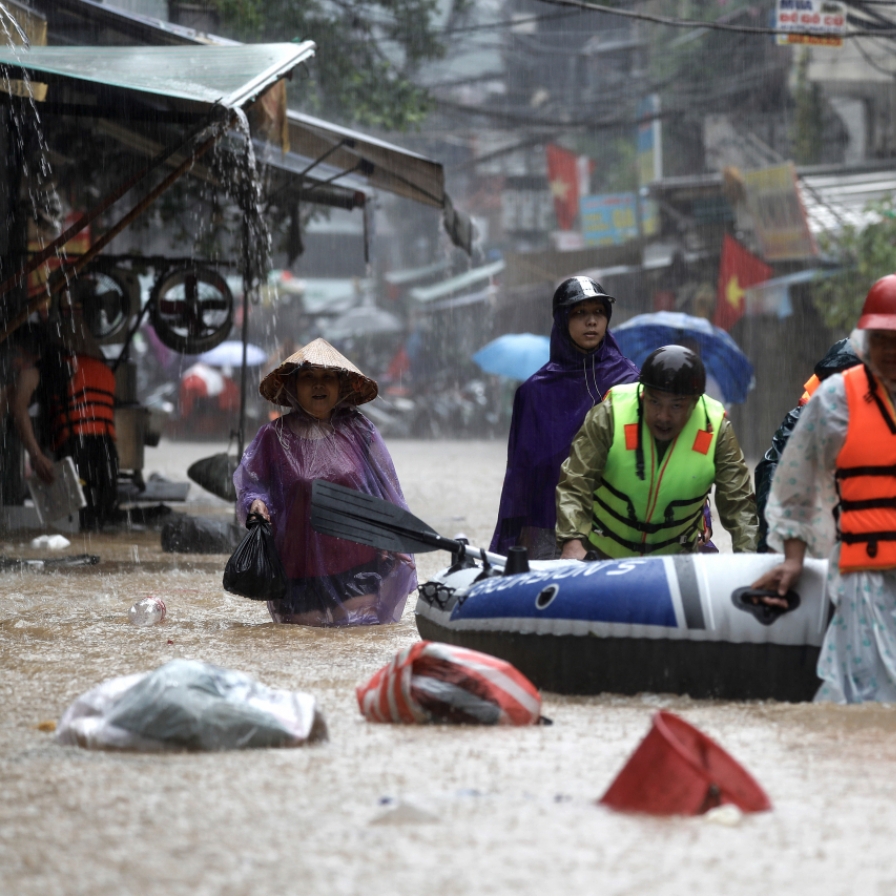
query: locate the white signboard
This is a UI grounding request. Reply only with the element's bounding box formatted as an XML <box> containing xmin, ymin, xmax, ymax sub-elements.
<box><xmin>501</xmin><ymin>189</ymin><xmax>554</xmax><ymax>234</ymax></box>
<box><xmin>776</xmin><ymin>0</ymin><xmax>847</xmax><ymax>47</ymax></box>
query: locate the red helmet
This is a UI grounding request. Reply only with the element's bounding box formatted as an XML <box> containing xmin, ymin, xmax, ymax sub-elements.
<box><xmin>858</xmin><ymin>275</ymin><xmax>896</xmax><ymax>330</ymax></box>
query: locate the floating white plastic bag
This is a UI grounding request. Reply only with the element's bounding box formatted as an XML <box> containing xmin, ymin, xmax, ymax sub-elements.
<box><xmin>56</xmin><ymin>659</ymin><xmax>327</xmax><ymax>751</ymax></box>
<box><xmin>30</xmin><ymin>534</ymin><xmax>71</xmax><ymax>550</ymax></box>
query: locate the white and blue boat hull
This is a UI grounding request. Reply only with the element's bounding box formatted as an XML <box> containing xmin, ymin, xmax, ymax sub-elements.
<box><xmin>415</xmin><ymin>554</ymin><xmax>830</xmax><ymax>701</ymax></box>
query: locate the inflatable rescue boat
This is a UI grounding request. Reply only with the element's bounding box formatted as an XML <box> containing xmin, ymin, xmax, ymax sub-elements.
<box><xmin>415</xmin><ymin>553</ymin><xmax>830</xmax><ymax>701</ymax></box>
<box><xmin>307</xmin><ymin>480</ymin><xmax>830</xmax><ymax>702</ymax></box>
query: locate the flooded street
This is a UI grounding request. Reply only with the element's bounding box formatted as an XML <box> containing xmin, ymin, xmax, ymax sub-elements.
<box><xmin>2</xmin><ymin>438</ymin><xmax>896</xmax><ymax>896</ymax></box>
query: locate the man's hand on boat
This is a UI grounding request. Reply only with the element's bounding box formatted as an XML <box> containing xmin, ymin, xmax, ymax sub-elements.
<box><xmin>249</xmin><ymin>499</ymin><xmax>271</xmax><ymax>523</ymax></box>
<box><xmin>559</xmin><ymin>539</ymin><xmax>589</xmax><ymax>560</ymax></box>
<box><xmin>750</xmin><ymin>538</ymin><xmax>807</xmax><ymax>607</ymax></box>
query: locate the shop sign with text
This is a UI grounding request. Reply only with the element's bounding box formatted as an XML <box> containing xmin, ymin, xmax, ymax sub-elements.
<box><xmin>775</xmin><ymin>0</ymin><xmax>847</xmax><ymax>47</ymax></box>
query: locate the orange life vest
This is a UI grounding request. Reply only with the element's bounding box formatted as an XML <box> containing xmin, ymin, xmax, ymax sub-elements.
<box><xmin>836</xmin><ymin>364</ymin><xmax>896</xmax><ymax>572</ymax></box>
<box><xmin>798</xmin><ymin>373</ymin><xmax>821</xmax><ymax>407</ymax></box>
<box><xmin>50</xmin><ymin>354</ymin><xmax>117</xmax><ymax>450</ymax></box>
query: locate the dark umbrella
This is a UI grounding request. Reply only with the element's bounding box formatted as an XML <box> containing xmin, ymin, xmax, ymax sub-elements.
<box><xmin>612</xmin><ymin>311</ymin><xmax>755</xmax><ymax>404</ymax></box>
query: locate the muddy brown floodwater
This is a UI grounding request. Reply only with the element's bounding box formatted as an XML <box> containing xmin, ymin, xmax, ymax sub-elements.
<box><xmin>2</xmin><ymin>438</ymin><xmax>896</xmax><ymax>896</ymax></box>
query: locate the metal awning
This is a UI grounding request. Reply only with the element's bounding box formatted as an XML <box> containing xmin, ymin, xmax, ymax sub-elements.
<box><xmin>409</xmin><ymin>260</ymin><xmax>504</xmax><ymax>303</ymax></box>
<box><xmin>0</xmin><ymin>42</ymin><xmax>315</xmax><ymax>112</ymax></box>
<box><xmin>287</xmin><ymin>111</ymin><xmax>445</xmax><ymax>210</ymax></box>
<box><xmin>252</xmin><ymin>137</ymin><xmax>369</xmax><ymax>211</ymax></box>
<box><xmin>30</xmin><ymin>0</ymin><xmax>474</xmax><ymax>250</ymax></box>
<box><xmin>0</xmin><ymin>41</ymin><xmax>318</xmax><ymax>339</ymax></box>
<box><xmin>0</xmin><ymin>40</ymin><xmax>367</xmax><ymax>208</ymax></box>
<box><xmin>799</xmin><ymin>166</ymin><xmax>896</xmax><ymax>236</ymax></box>
<box><xmin>384</xmin><ymin>259</ymin><xmax>453</xmax><ymax>286</ymax></box>
<box><xmin>47</xmin><ymin>0</ymin><xmax>241</xmax><ymax>47</ymax></box>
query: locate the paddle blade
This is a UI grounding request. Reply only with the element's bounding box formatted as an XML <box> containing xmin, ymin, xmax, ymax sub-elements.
<box><xmin>310</xmin><ymin>480</ymin><xmax>450</xmax><ymax>555</ymax></box>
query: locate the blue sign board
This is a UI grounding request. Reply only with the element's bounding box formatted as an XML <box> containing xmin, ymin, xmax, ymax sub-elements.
<box><xmin>580</xmin><ymin>193</ymin><xmax>639</xmax><ymax>246</ymax></box>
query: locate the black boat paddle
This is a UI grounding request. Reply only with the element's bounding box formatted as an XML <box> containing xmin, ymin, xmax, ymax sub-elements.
<box><xmin>310</xmin><ymin>479</ymin><xmax>507</xmax><ymax>567</ymax></box>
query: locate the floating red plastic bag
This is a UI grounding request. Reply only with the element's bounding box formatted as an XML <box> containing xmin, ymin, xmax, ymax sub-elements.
<box><xmin>357</xmin><ymin>641</ymin><xmax>541</xmax><ymax>725</ymax></box>
<box><xmin>599</xmin><ymin>710</ymin><xmax>771</xmax><ymax>815</ymax></box>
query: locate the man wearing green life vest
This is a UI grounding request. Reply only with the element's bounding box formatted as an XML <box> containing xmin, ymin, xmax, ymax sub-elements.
<box><xmin>556</xmin><ymin>345</ymin><xmax>759</xmax><ymax>560</ymax></box>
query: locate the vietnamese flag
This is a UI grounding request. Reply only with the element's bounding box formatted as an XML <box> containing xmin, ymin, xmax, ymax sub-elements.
<box><xmin>713</xmin><ymin>234</ymin><xmax>772</xmax><ymax>331</ymax></box>
<box><xmin>546</xmin><ymin>144</ymin><xmax>580</xmax><ymax>231</ymax></box>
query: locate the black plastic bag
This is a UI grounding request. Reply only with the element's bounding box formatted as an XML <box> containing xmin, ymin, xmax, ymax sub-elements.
<box><xmin>187</xmin><ymin>453</ymin><xmax>238</xmax><ymax>502</ymax></box>
<box><xmin>223</xmin><ymin>513</ymin><xmax>288</xmax><ymax>601</ymax></box>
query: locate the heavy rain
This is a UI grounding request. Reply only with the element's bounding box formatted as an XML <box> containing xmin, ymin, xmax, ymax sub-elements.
<box><xmin>2</xmin><ymin>2</ymin><xmax>896</xmax><ymax>895</ymax></box>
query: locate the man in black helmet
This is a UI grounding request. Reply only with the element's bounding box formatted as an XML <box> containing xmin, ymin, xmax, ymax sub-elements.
<box><xmin>556</xmin><ymin>345</ymin><xmax>758</xmax><ymax>559</ymax></box>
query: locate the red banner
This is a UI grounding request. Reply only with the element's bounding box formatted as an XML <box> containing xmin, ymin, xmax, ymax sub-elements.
<box><xmin>546</xmin><ymin>144</ymin><xmax>580</xmax><ymax>231</ymax></box>
<box><xmin>713</xmin><ymin>234</ymin><xmax>772</xmax><ymax>331</ymax></box>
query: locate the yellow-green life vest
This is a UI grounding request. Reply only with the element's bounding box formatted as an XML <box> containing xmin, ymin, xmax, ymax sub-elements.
<box><xmin>589</xmin><ymin>383</ymin><xmax>726</xmax><ymax>558</ymax></box>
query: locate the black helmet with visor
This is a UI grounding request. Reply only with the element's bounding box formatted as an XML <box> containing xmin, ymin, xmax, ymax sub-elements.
<box><xmin>552</xmin><ymin>276</ymin><xmax>615</xmax><ymax>322</ymax></box>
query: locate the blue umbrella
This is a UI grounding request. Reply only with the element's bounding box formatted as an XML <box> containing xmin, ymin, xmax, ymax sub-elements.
<box><xmin>472</xmin><ymin>333</ymin><xmax>550</xmax><ymax>382</ymax></box>
<box><xmin>612</xmin><ymin>311</ymin><xmax>755</xmax><ymax>404</ymax></box>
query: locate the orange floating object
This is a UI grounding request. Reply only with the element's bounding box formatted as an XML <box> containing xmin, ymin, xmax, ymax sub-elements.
<box><xmin>599</xmin><ymin>710</ymin><xmax>772</xmax><ymax>816</ymax></box>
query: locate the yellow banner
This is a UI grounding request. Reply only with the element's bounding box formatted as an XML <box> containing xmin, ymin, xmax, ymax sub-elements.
<box><xmin>742</xmin><ymin>163</ymin><xmax>816</xmax><ymax>261</ymax></box>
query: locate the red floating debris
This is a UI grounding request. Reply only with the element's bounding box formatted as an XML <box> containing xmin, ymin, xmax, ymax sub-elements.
<box><xmin>357</xmin><ymin>641</ymin><xmax>541</xmax><ymax>725</ymax></box>
<box><xmin>599</xmin><ymin>710</ymin><xmax>771</xmax><ymax>816</ymax></box>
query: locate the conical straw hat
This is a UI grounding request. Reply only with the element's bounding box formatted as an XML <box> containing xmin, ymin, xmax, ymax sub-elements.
<box><xmin>259</xmin><ymin>337</ymin><xmax>378</xmax><ymax>407</ymax></box>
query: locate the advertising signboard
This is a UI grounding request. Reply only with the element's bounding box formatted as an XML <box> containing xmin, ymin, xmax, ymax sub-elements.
<box><xmin>581</xmin><ymin>193</ymin><xmax>639</xmax><ymax>246</ymax></box>
<box><xmin>742</xmin><ymin>163</ymin><xmax>816</xmax><ymax>261</ymax></box>
<box><xmin>775</xmin><ymin>0</ymin><xmax>847</xmax><ymax>48</ymax></box>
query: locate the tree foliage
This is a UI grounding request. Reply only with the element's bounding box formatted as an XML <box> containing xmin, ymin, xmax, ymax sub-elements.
<box><xmin>813</xmin><ymin>197</ymin><xmax>896</xmax><ymax>332</ymax></box>
<box><xmin>209</xmin><ymin>0</ymin><xmax>454</xmax><ymax>130</ymax></box>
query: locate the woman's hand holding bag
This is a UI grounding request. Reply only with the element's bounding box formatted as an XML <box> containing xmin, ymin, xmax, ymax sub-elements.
<box><xmin>223</xmin><ymin>512</ymin><xmax>288</xmax><ymax>601</ymax></box>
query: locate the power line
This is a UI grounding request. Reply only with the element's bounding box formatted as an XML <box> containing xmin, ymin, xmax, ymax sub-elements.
<box><xmin>854</xmin><ymin>36</ymin><xmax>896</xmax><ymax>73</ymax></box>
<box><xmin>442</xmin><ymin>9</ymin><xmax>584</xmax><ymax>35</ymax></box>
<box><xmin>533</xmin><ymin>0</ymin><xmax>896</xmax><ymax>38</ymax></box>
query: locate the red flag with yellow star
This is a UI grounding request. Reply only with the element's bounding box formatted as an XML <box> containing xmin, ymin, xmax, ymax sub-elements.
<box><xmin>546</xmin><ymin>144</ymin><xmax>580</xmax><ymax>231</ymax></box>
<box><xmin>713</xmin><ymin>234</ymin><xmax>772</xmax><ymax>331</ymax></box>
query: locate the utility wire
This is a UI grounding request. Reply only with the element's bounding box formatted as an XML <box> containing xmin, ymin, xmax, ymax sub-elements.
<box><xmin>854</xmin><ymin>36</ymin><xmax>896</xmax><ymax>73</ymax></box>
<box><xmin>533</xmin><ymin>0</ymin><xmax>896</xmax><ymax>38</ymax></box>
<box><xmin>441</xmin><ymin>9</ymin><xmax>585</xmax><ymax>34</ymax></box>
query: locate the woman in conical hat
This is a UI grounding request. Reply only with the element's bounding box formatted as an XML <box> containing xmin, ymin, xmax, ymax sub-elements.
<box><xmin>233</xmin><ymin>338</ymin><xmax>416</xmax><ymax>626</ymax></box>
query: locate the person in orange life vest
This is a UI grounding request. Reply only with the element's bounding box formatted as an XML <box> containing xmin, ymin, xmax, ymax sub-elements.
<box><xmin>556</xmin><ymin>345</ymin><xmax>758</xmax><ymax>560</ymax></box>
<box><xmin>9</xmin><ymin>285</ymin><xmax>120</xmax><ymax>530</ymax></box>
<box><xmin>753</xmin><ymin>276</ymin><xmax>896</xmax><ymax>702</ymax></box>
<box><xmin>753</xmin><ymin>339</ymin><xmax>860</xmax><ymax>552</ymax></box>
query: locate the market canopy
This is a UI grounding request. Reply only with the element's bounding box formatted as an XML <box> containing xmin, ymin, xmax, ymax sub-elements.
<box><xmin>0</xmin><ymin>40</ymin><xmax>368</xmax><ymax>209</ymax></box>
<box><xmin>287</xmin><ymin>111</ymin><xmax>445</xmax><ymax>210</ymax></box>
<box><xmin>284</xmin><ymin>111</ymin><xmax>475</xmax><ymax>250</ymax></box>
<box><xmin>0</xmin><ymin>42</ymin><xmax>315</xmax><ymax>113</ymax></box>
<box><xmin>409</xmin><ymin>260</ymin><xmax>505</xmax><ymax>304</ymax></box>
<box><xmin>24</xmin><ymin>0</ymin><xmax>474</xmax><ymax>251</ymax></box>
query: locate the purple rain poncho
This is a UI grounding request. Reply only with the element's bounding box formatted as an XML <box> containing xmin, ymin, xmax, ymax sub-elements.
<box><xmin>490</xmin><ymin>311</ymin><xmax>639</xmax><ymax>559</ymax></box>
<box><xmin>233</xmin><ymin>407</ymin><xmax>417</xmax><ymax>626</ymax></box>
